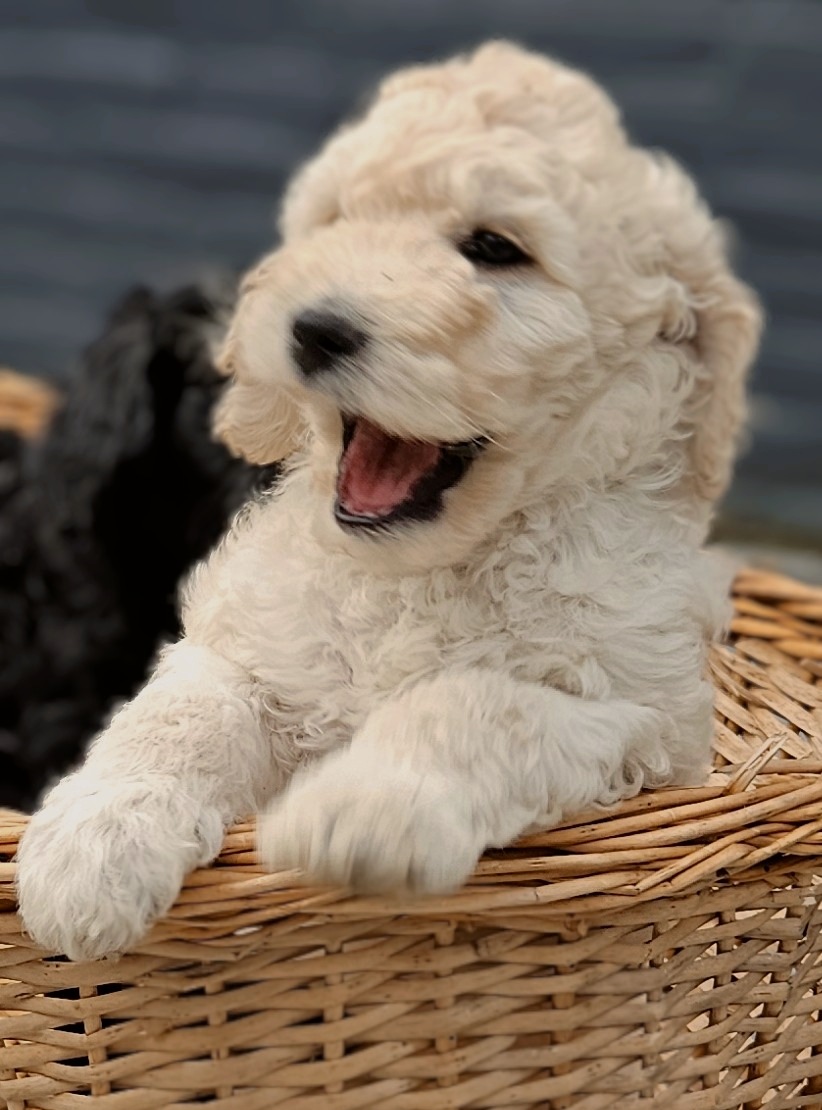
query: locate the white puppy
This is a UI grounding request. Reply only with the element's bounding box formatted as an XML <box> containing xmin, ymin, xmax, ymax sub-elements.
<box><xmin>17</xmin><ymin>42</ymin><xmax>761</xmax><ymax>960</ymax></box>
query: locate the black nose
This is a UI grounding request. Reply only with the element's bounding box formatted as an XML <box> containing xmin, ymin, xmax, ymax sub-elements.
<box><xmin>290</xmin><ymin>309</ymin><xmax>366</xmax><ymax>376</ymax></box>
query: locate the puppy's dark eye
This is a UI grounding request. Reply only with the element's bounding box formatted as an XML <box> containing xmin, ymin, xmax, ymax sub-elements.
<box><xmin>457</xmin><ymin>229</ymin><xmax>531</xmax><ymax>267</ymax></box>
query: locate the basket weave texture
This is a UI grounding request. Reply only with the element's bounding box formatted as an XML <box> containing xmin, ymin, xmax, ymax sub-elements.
<box><xmin>2</xmin><ymin>568</ymin><xmax>822</xmax><ymax>1108</ymax></box>
<box><xmin>0</xmin><ymin>370</ymin><xmax>59</xmax><ymax>439</ymax></box>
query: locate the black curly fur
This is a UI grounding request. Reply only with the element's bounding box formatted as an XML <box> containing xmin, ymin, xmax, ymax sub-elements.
<box><xmin>0</xmin><ymin>281</ymin><xmax>277</xmax><ymax>811</ymax></box>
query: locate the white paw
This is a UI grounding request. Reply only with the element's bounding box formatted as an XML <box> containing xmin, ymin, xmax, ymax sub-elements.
<box><xmin>260</xmin><ymin>754</ymin><xmax>483</xmax><ymax>895</ymax></box>
<box><xmin>16</xmin><ymin>778</ymin><xmax>223</xmax><ymax>961</ymax></box>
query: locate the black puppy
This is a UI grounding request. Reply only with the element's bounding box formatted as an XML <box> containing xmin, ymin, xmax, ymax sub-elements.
<box><xmin>0</xmin><ymin>281</ymin><xmax>276</xmax><ymax>811</ymax></box>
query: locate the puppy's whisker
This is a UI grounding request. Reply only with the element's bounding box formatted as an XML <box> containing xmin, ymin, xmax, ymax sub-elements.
<box><xmin>384</xmin><ymin>381</ymin><xmax>485</xmax><ymax>443</ymax></box>
<box><xmin>481</xmin><ymin>433</ymin><xmax>511</xmax><ymax>452</ymax></box>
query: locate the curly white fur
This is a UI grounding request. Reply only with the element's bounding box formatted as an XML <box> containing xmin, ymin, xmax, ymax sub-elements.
<box><xmin>17</xmin><ymin>42</ymin><xmax>761</xmax><ymax>960</ymax></box>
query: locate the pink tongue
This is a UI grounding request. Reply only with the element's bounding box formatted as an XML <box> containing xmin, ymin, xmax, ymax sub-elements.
<box><xmin>338</xmin><ymin>419</ymin><xmax>441</xmax><ymax>517</ymax></box>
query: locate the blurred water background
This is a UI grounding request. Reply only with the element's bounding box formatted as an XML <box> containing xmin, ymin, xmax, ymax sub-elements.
<box><xmin>0</xmin><ymin>0</ymin><xmax>820</xmax><ymax>572</ymax></box>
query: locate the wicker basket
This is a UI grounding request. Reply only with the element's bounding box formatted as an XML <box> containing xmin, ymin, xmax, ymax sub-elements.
<box><xmin>0</xmin><ymin>369</ymin><xmax>59</xmax><ymax>439</ymax></box>
<box><xmin>2</xmin><ymin>568</ymin><xmax>822</xmax><ymax>1109</ymax></box>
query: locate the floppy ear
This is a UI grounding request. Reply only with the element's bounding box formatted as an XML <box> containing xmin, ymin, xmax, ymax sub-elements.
<box><xmin>647</xmin><ymin>193</ymin><xmax>762</xmax><ymax>506</ymax></box>
<box><xmin>683</xmin><ymin>274</ymin><xmax>762</xmax><ymax>504</ymax></box>
<box><xmin>618</xmin><ymin>155</ymin><xmax>763</xmax><ymax>507</ymax></box>
<box><xmin>213</xmin><ymin>377</ymin><xmax>305</xmax><ymax>465</ymax></box>
<box><xmin>212</xmin><ymin>294</ymin><xmax>307</xmax><ymax>466</ymax></box>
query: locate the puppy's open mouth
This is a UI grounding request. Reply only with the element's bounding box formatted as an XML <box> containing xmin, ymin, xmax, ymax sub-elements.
<box><xmin>335</xmin><ymin>416</ymin><xmax>486</xmax><ymax>530</ymax></box>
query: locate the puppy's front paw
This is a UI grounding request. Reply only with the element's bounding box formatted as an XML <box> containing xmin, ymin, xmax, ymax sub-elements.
<box><xmin>17</xmin><ymin>779</ymin><xmax>223</xmax><ymax>961</ymax></box>
<box><xmin>261</xmin><ymin>755</ymin><xmax>482</xmax><ymax>895</ymax></box>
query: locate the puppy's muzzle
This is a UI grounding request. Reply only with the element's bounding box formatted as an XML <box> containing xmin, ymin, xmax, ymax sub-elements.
<box><xmin>291</xmin><ymin>308</ymin><xmax>366</xmax><ymax>377</ymax></box>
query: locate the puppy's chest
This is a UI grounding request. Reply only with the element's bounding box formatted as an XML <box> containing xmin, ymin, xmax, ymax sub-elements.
<box><xmin>269</xmin><ymin>586</ymin><xmax>451</xmax><ymax>707</ymax></box>
<box><xmin>265</xmin><ymin>569</ymin><xmax>575</xmax><ymax>723</ymax></box>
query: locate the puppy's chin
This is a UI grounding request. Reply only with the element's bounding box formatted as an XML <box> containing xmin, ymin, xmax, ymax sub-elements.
<box><xmin>312</xmin><ymin>511</ymin><xmax>470</xmax><ymax>575</ymax></box>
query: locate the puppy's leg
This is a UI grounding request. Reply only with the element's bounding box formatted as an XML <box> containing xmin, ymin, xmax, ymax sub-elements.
<box><xmin>17</xmin><ymin>643</ymin><xmax>275</xmax><ymax>960</ymax></box>
<box><xmin>261</xmin><ymin>668</ymin><xmax>685</xmax><ymax>894</ymax></box>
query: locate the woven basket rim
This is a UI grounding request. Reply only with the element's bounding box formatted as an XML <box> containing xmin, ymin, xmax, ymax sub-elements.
<box><xmin>0</xmin><ymin>367</ymin><xmax>60</xmax><ymax>438</ymax></box>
